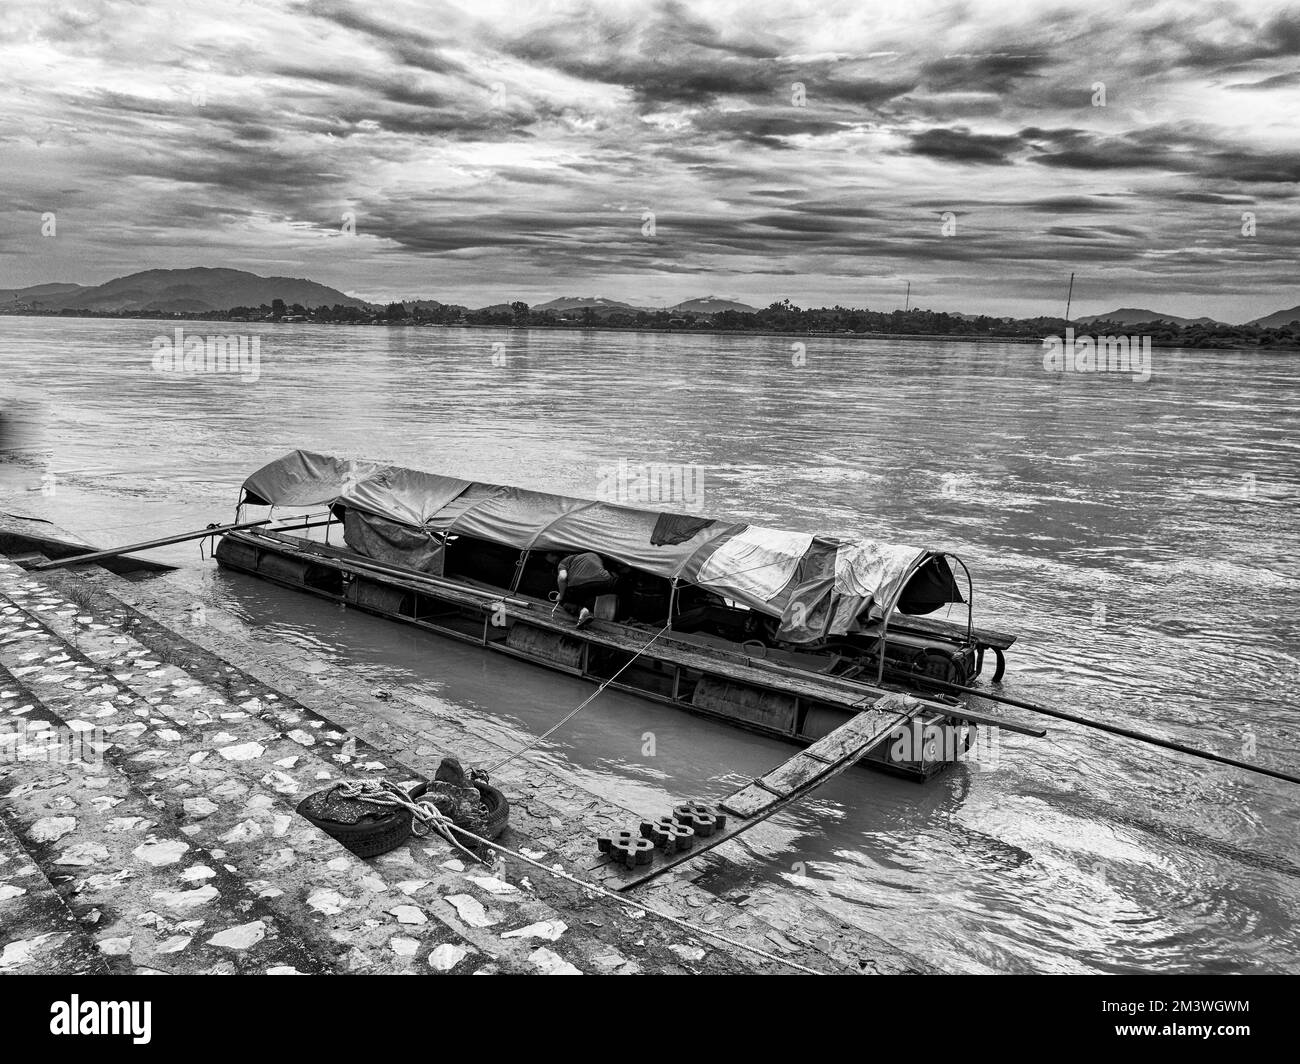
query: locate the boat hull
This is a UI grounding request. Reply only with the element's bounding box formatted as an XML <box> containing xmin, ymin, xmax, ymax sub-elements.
<box><xmin>214</xmin><ymin>529</ymin><xmax>974</xmax><ymax>781</ymax></box>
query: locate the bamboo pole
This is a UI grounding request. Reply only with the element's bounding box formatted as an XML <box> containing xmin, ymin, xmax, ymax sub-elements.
<box><xmin>31</xmin><ymin>520</ymin><xmax>271</xmax><ymax>571</ymax></box>
<box><xmin>891</xmin><ymin>671</ymin><xmax>1300</xmax><ymax>787</ymax></box>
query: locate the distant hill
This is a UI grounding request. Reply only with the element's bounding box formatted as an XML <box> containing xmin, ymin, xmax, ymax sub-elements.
<box><xmin>523</xmin><ymin>294</ymin><xmax>758</xmax><ymax>316</ymax></box>
<box><xmin>0</xmin><ymin>283</ymin><xmax>87</xmax><ymax>308</ymax></box>
<box><xmin>397</xmin><ymin>299</ymin><xmax>467</xmax><ymax>315</ymax></box>
<box><xmin>949</xmin><ymin>311</ymin><xmax>1012</xmax><ymax>322</ymax></box>
<box><xmin>1247</xmin><ymin>305</ymin><xmax>1300</xmax><ymax>329</ymax></box>
<box><xmin>12</xmin><ymin>268</ymin><xmax>372</xmax><ymax>313</ymax></box>
<box><xmin>669</xmin><ymin>296</ymin><xmax>756</xmax><ymax>314</ymax></box>
<box><xmin>1077</xmin><ymin>307</ymin><xmax>1222</xmax><ymax>327</ymax></box>
<box><xmin>530</xmin><ymin>296</ymin><xmax>643</xmax><ymax>315</ymax></box>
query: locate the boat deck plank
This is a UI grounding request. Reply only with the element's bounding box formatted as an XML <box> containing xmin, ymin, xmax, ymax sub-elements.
<box><xmin>595</xmin><ymin>698</ymin><xmax>922</xmax><ymax>891</ymax></box>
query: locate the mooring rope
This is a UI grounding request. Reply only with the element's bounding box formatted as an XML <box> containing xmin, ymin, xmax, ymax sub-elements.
<box><xmin>344</xmin><ymin>777</ymin><xmax>820</xmax><ymax>975</ymax></box>
<box><xmin>485</xmin><ymin>622</ymin><xmax>672</xmax><ymax>773</ymax></box>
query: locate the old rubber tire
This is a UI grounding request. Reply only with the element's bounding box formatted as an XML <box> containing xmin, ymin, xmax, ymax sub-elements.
<box><xmin>296</xmin><ymin>801</ymin><xmax>413</xmax><ymax>859</ymax></box>
<box><xmin>477</xmin><ymin>782</ymin><xmax>510</xmax><ymax>842</ymax></box>
<box><xmin>918</xmin><ymin>647</ymin><xmax>964</xmax><ymax>685</ymax></box>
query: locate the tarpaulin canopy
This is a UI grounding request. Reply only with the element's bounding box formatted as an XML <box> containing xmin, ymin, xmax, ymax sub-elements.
<box><xmin>341</xmin><ymin>466</ymin><xmax>472</xmax><ymax>527</ymax></box>
<box><xmin>238</xmin><ymin>450</ymin><xmax>958</xmax><ymax>642</ymax></box>
<box><xmin>241</xmin><ymin>451</ymin><xmax>385</xmax><ymax>509</ymax></box>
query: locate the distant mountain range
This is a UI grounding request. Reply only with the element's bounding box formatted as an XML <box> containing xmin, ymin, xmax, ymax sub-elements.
<box><xmin>667</xmin><ymin>296</ymin><xmax>756</xmax><ymax>314</ymax></box>
<box><xmin>0</xmin><ymin>282</ymin><xmax>85</xmax><ymax>304</ymax></box>
<box><xmin>398</xmin><ymin>299</ymin><xmax>464</xmax><ymax>314</ymax></box>
<box><xmin>525</xmin><ymin>295</ymin><xmax>757</xmax><ymax>316</ymax></box>
<box><xmin>531</xmin><ymin>295</ymin><xmax>642</xmax><ymax>314</ymax></box>
<box><xmin>1245</xmin><ymin>305</ymin><xmax>1300</xmax><ymax>329</ymax></box>
<box><xmin>1077</xmin><ymin>307</ymin><xmax>1224</xmax><ymax>327</ymax></box>
<box><xmin>0</xmin><ymin>268</ymin><xmax>369</xmax><ymax>313</ymax></box>
<box><xmin>0</xmin><ymin>268</ymin><xmax>1293</xmax><ymax>327</ymax></box>
<box><xmin>0</xmin><ymin>271</ymin><xmax>760</xmax><ymax>318</ymax></box>
<box><xmin>1077</xmin><ymin>305</ymin><xmax>1300</xmax><ymax>328</ymax></box>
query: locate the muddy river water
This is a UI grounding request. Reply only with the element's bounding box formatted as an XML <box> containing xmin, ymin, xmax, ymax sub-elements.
<box><xmin>3</xmin><ymin>316</ymin><xmax>1297</xmax><ymax>972</ymax></box>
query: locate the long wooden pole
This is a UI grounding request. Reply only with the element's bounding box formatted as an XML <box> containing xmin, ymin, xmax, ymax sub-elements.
<box><xmin>31</xmin><ymin>520</ymin><xmax>271</xmax><ymax>571</ymax></box>
<box><xmin>739</xmin><ymin>653</ymin><xmax>1046</xmax><ymax>737</ymax></box>
<box><xmin>890</xmin><ymin>671</ymin><xmax>1300</xmax><ymax>787</ymax></box>
<box><xmin>265</xmin><ymin>519</ymin><xmax>338</xmax><ymax>534</ymax></box>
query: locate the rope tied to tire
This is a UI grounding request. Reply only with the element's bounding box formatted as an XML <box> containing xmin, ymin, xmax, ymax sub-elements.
<box><xmin>331</xmin><ymin>777</ymin><xmax>486</xmax><ymax>864</ymax></box>
<box><xmin>296</xmin><ymin>756</ymin><xmax>509</xmax><ymax>861</ymax></box>
<box><xmin>296</xmin><ymin>773</ymin><xmax>820</xmax><ymax>972</ymax></box>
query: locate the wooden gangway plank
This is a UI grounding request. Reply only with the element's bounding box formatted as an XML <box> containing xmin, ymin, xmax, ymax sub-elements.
<box><xmin>721</xmin><ymin>694</ymin><xmax>918</xmax><ymax>818</ymax></box>
<box><xmin>599</xmin><ymin>693</ymin><xmax>925</xmax><ymax>892</ymax></box>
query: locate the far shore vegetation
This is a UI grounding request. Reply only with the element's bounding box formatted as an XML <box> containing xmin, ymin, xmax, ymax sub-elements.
<box><xmin>6</xmin><ymin>299</ymin><xmax>1297</xmax><ymax>349</ymax></box>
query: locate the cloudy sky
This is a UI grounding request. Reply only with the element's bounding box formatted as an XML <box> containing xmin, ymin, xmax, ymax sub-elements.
<box><xmin>2</xmin><ymin>0</ymin><xmax>1297</xmax><ymax>319</ymax></box>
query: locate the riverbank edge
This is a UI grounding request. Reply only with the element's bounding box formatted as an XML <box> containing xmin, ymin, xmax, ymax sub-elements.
<box><xmin>0</xmin><ymin>513</ymin><xmax>936</xmax><ymax>976</ymax></box>
<box><xmin>5</xmin><ymin>311</ymin><xmax>1297</xmax><ymax>351</ymax></box>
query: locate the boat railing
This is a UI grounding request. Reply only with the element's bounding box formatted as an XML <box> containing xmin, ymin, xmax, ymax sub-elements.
<box><xmin>874</xmin><ymin>551</ymin><xmax>974</xmax><ymax>684</ymax></box>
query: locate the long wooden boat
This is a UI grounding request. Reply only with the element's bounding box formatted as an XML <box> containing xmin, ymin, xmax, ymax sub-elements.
<box><xmin>213</xmin><ymin>451</ymin><xmax>1018</xmax><ymax>781</ymax></box>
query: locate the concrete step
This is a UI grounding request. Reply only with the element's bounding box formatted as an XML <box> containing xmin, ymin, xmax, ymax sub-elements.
<box><xmin>3</xmin><ymin>560</ymin><xmax>722</xmax><ymax>974</ymax></box>
<box><xmin>0</xmin><ymin>813</ymin><xmax>107</xmax><ymax>974</ymax></box>
<box><xmin>0</xmin><ymin>563</ymin><xmax>498</xmax><ymax>974</ymax></box>
<box><xmin>0</xmin><ymin>656</ymin><xmax>326</xmax><ymax>974</ymax></box>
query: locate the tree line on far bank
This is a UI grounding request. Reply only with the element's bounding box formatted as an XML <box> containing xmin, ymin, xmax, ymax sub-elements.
<box><xmin>16</xmin><ymin>297</ymin><xmax>1299</xmax><ymax>348</ymax></box>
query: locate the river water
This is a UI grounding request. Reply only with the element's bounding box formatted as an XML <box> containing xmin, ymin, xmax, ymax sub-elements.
<box><xmin>2</xmin><ymin>316</ymin><xmax>1297</xmax><ymax>973</ymax></box>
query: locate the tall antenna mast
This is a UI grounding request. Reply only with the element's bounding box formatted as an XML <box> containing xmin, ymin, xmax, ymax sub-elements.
<box><xmin>905</xmin><ymin>281</ymin><xmax>911</xmax><ymax>312</ymax></box>
<box><xmin>1064</xmin><ymin>272</ymin><xmax>1075</xmax><ymax>323</ymax></box>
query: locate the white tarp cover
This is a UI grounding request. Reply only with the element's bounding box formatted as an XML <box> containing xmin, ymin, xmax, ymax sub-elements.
<box><xmin>238</xmin><ymin>451</ymin><xmax>943</xmax><ymax>632</ymax></box>
<box><xmin>695</xmin><ymin>527</ymin><xmax>814</xmax><ymax>606</ymax></box>
<box><xmin>834</xmin><ymin>540</ymin><xmax>925</xmax><ymax>611</ymax></box>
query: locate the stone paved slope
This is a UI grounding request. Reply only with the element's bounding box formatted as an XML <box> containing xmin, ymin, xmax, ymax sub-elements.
<box><xmin>1</xmin><ymin>557</ymin><xmax>881</xmax><ymax>974</ymax></box>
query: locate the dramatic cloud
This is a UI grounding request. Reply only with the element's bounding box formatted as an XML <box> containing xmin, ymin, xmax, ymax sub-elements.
<box><xmin>0</xmin><ymin>0</ymin><xmax>1296</xmax><ymax>319</ymax></box>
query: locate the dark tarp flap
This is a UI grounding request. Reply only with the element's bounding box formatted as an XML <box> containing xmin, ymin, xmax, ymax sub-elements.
<box><xmin>771</xmin><ymin>537</ymin><xmax>841</xmax><ymax>644</ymax></box>
<box><xmin>651</xmin><ymin>512</ymin><xmax>716</xmax><ymax>546</ymax></box>
<box><xmin>342</xmin><ymin>510</ymin><xmax>444</xmax><ymax>575</ymax></box>
<box><xmin>897</xmin><ymin>555</ymin><xmax>964</xmax><ymax>614</ymax></box>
